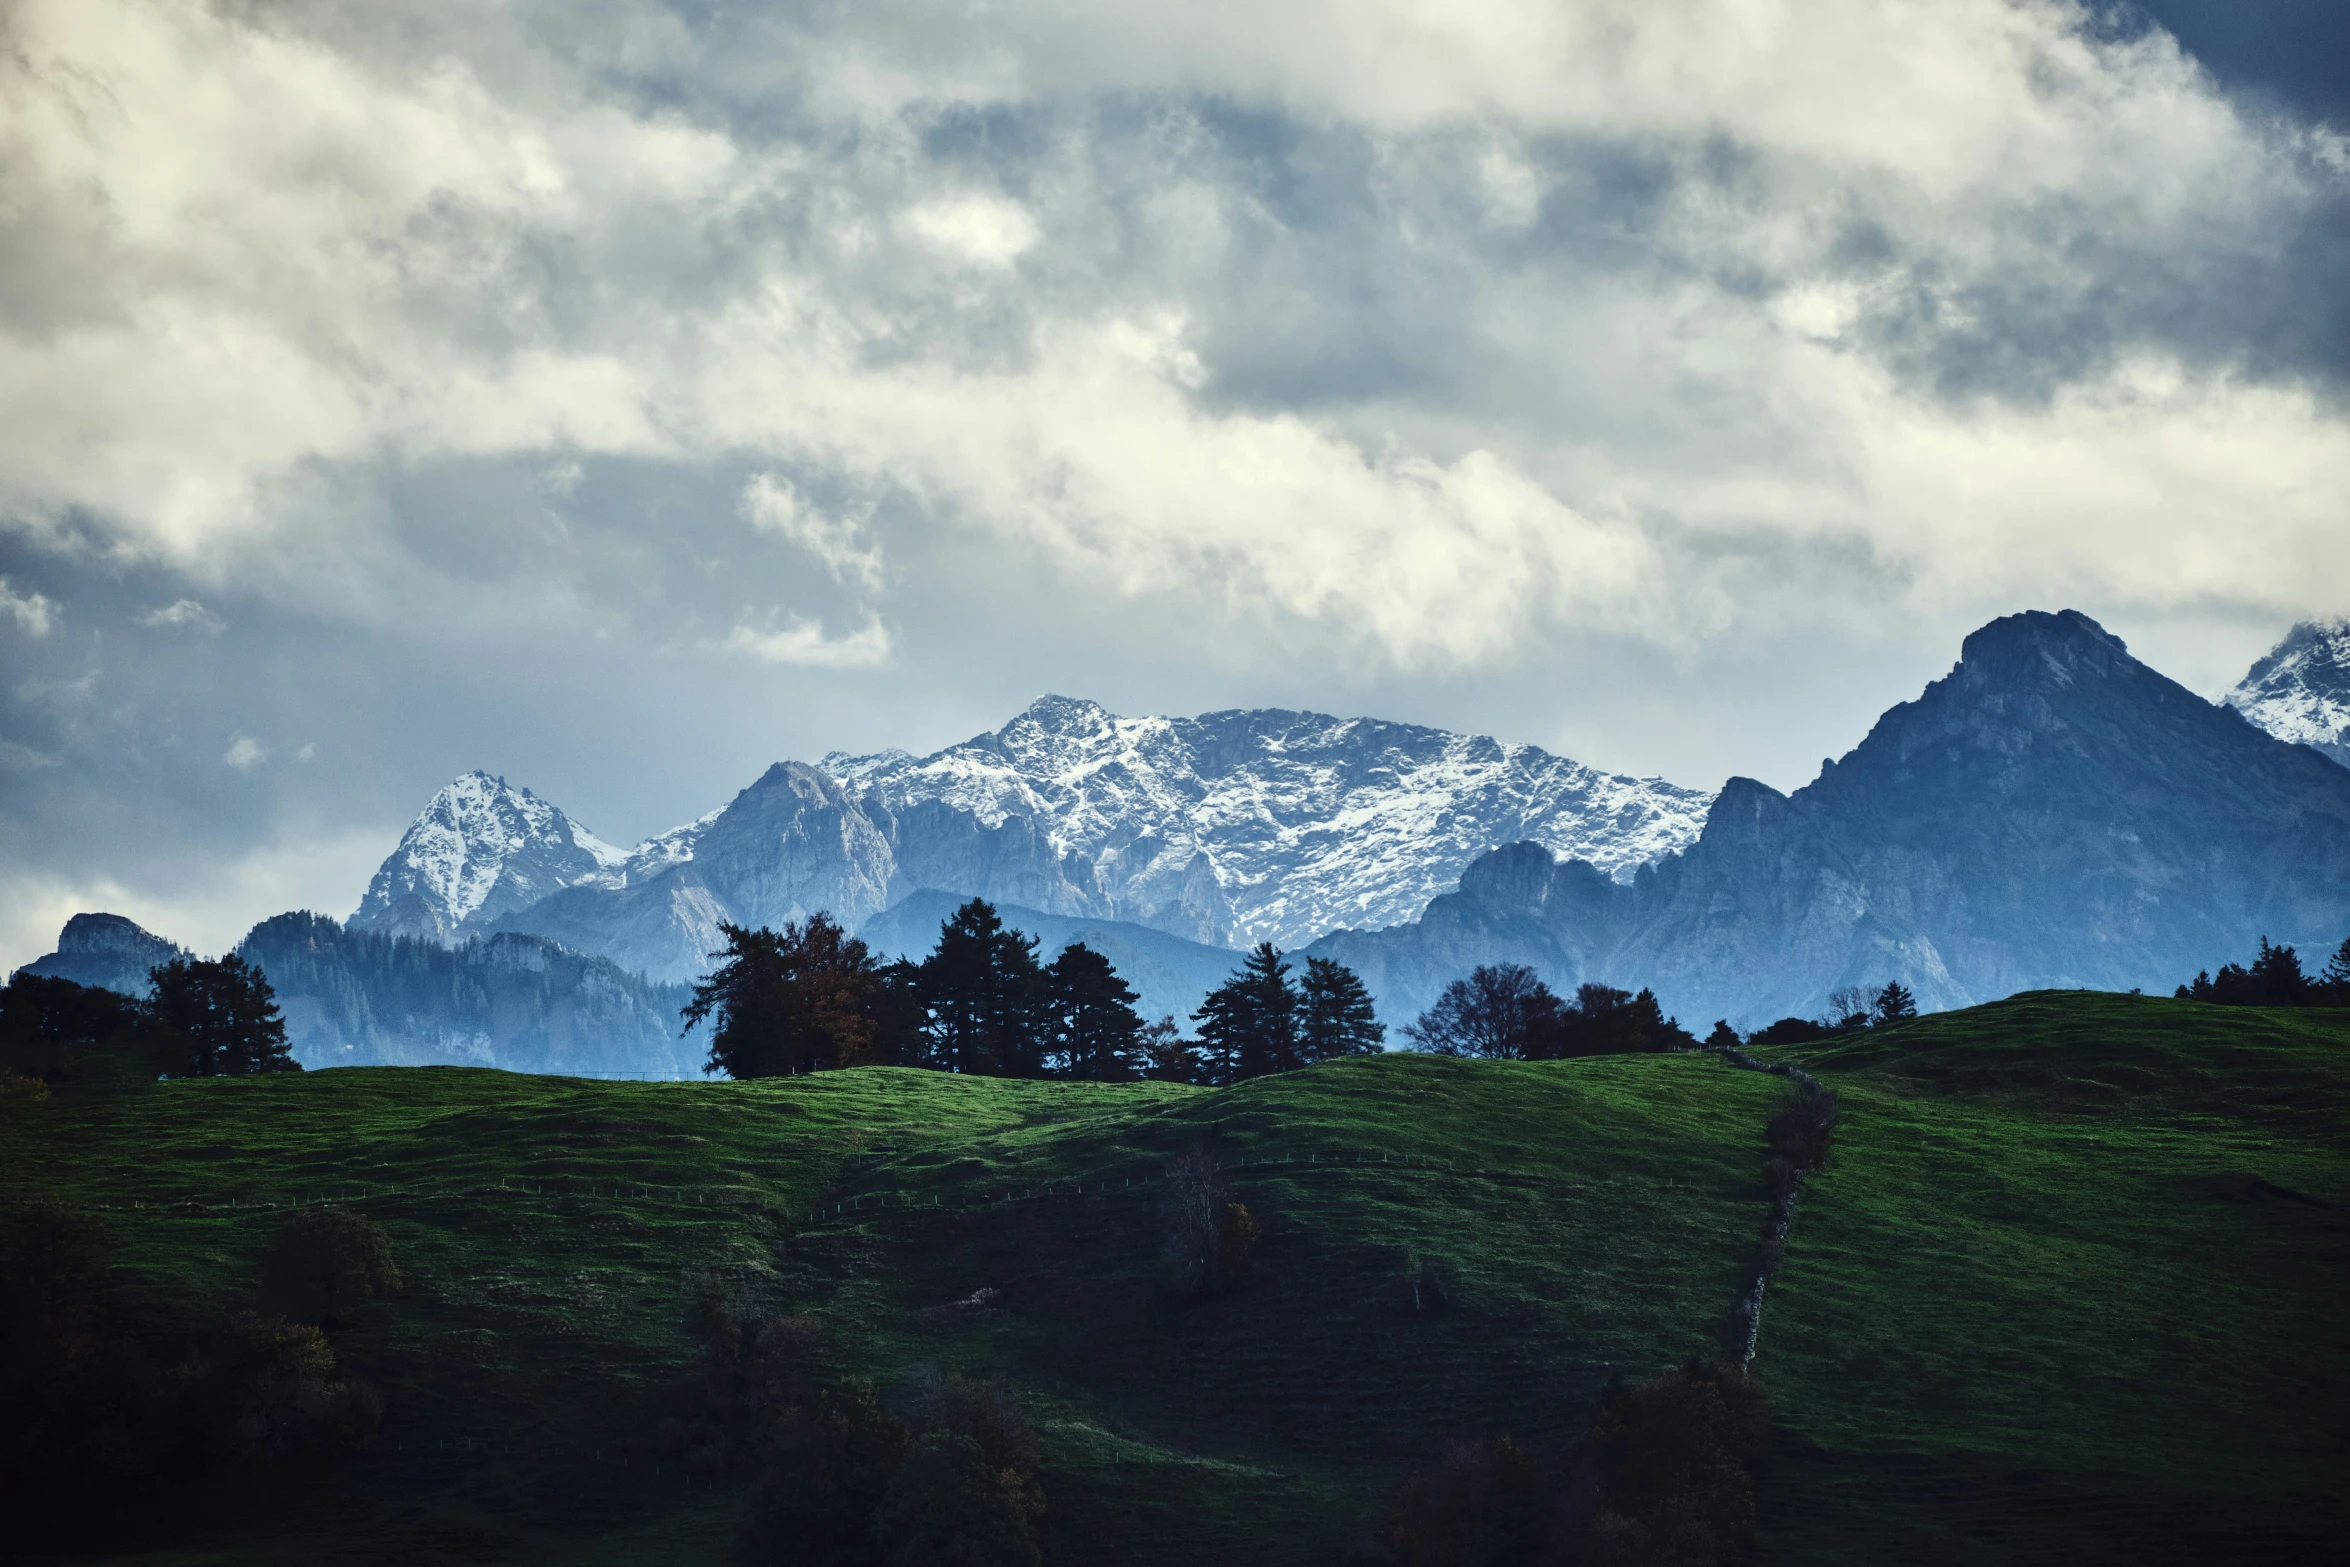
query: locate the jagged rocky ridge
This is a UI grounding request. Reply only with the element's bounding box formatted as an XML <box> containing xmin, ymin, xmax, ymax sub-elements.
<box><xmin>2229</xmin><ymin>618</ymin><xmax>2350</xmax><ymax>768</ymax></box>
<box><xmin>360</xmin><ymin>701</ymin><xmax>1716</xmax><ymax>983</ymax></box>
<box><xmin>1308</xmin><ymin>611</ymin><xmax>2350</xmax><ymax>1027</ymax></box>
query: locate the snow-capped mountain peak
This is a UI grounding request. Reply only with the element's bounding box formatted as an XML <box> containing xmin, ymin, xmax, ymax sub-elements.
<box><xmin>2228</xmin><ymin>618</ymin><xmax>2350</xmax><ymax>768</ymax></box>
<box><xmin>826</xmin><ymin>697</ymin><xmax>1716</xmax><ymax>949</ymax></box>
<box><xmin>350</xmin><ymin>771</ymin><xmax>628</xmax><ymax>942</ymax></box>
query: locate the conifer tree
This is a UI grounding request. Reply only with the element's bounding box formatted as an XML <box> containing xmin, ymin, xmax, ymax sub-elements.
<box><xmin>683</xmin><ymin>915</ymin><xmax>888</xmax><ymax>1078</ymax></box>
<box><xmin>145</xmin><ymin>954</ymin><xmax>298</xmax><ymax>1075</ymax></box>
<box><xmin>1872</xmin><ymin>981</ymin><xmax>1918</xmax><ymax>1025</ymax></box>
<box><xmin>1193</xmin><ymin>944</ymin><xmax>1300</xmax><ymax>1082</ymax></box>
<box><xmin>1297</xmin><ymin>956</ymin><xmax>1384</xmax><ymax>1061</ymax></box>
<box><xmin>918</xmin><ymin>900</ymin><xmax>1048</xmax><ymax>1077</ymax></box>
<box><xmin>1045</xmin><ymin>942</ymin><xmax>1144</xmax><ymax>1080</ymax></box>
<box><xmin>2323</xmin><ymin>937</ymin><xmax>2350</xmax><ymax>1003</ymax></box>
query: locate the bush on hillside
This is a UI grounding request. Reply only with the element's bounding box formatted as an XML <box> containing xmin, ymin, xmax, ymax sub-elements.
<box><xmin>1764</xmin><ymin>1086</ymin><xmax>1838</xmax><ymax>1175</ymax></box>
<box><xmin>1380</xmin><ymin>1433</ymin><xmax>1553</xmax><ymax>1567</ymax></box>
<box><xmin>182</xmin><ymin>1311</ymin><xmax>381</xmax><ymax>1464</ymax></box>
<box><xmin>260</xmin><ymin>1208</ymin><xmax>401</xmax><ymax>1326</ymax></box>
<box><xmin>1558</xmin><ymin>1362</ymin><xmax>1769</xmax><ymax>1566</ymax></box>
<box><xmin>1376</xmin><ymin>1363</ymin><xmax>1770</xmax><ymax>1567</ymax></box>
<box><xmin>872</xmin><ymin>1432</ymin><xmax>1044</xmax><ymax>1567</ymax></box>
<box><xmin>744</xmin><ymin>1379</ymin><xmax>909</xmax><ymax>1567</ymax></box>
<box><xmin>1161</xmin><ymin>1142</ymin><xmax>1258</xmax><ymax>1295</ymax></box>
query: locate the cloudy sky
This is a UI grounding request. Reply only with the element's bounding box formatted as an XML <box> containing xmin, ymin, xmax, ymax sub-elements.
<box><xmin>2</xmin><ymin>0</ymin><xmax>2347</xmax><ymax>969</ymax></box>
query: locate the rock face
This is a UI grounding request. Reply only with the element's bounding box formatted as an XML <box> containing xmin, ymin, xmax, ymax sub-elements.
<box><xmin>14</xmin><ymin>913</ymin><xmax>191</xmax><ymax>995</ymax></box>
<box><xmin>363</xmin><ymin>700</ymin><xmax>1712</xmax><ymax>982</ymax></box>
<box><xmin>349</xmin><ymin>771</ymin><xmax>626</xmax><ymax>943</ymax></box>
<box><xmin>1310</xmin><ymin>611</ymin><xmax>2350</xmax><ymax>1028</ymax></box>
<box><xmin>2229</xmin><ymin>618</ymin><xmax>2350</xmax><ymax>768</ymax></box>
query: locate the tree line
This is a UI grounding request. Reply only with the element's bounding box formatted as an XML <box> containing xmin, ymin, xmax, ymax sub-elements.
<box><xmin>685</xmin><ymin>898</ymin><xmax>1386</xmax><ymax>1083</ymax></box>
<box><xmin>1</xmin><ymin>955</ymin><xmax>297</xmax><ymax>1091</ymax></box>
<box><xmin>1396</xmin><ymin>964</ymin><xmax>1921</xmax><ymax>1061</ymax></box>
<box><xmin>2177</xmin><ymin>935</ymin><xmax>2350</xmax><ymax>1008</ymax></box>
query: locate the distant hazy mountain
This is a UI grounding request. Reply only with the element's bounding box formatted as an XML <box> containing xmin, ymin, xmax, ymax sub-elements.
<box><xmin>13</xmin><ymin>909</ymin><xmax>699</xmax><ymax>1077</ymax></box>
<box><xmin>1310</xmin><ymin>611</ymin><xmax>2350</xmax><ymax>1028</ymax></box>
<box><xmin>2229</xmin><ymin>618</ymin><xmax>2350</xmax><ymax>768</ymax></box>
<box><xmin>14</xmin><ymin>912</ymin><xmax>189</xmax><ymax>994</ymax></box>
<box><xmin>859</xmin><ymin>889</ymin><xmax>1246</xmax><ymax>1028</ymax></box>
<box><xmin>240</xmin><ymin>912</ymin><xmax>697</xmax><ymax>1076</ymax></box>
<box><xmin>362</xmin><ymin>700</ymin><xmax>1713</xmax><ymax>982</ymax></box>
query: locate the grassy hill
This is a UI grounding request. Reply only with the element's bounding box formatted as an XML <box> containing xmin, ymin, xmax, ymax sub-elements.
<box><xmin>3</xmin><ymin>992</ymin><xmax>2344</xmax><ymax>1564</ymax></box>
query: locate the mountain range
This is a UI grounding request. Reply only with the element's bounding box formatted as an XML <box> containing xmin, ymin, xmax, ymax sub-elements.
<box><xmin>16</xmin><ymin>611</ymin><xmax>2349</xmax><ymax>1070</ymax></box>
<box><xmin>1310</xmin><ymin>611</ymin><xmax>2350</xmax><ymax>1025</ymax></box>
<box><xmin>350</xmin><ymin>699</ymin><xmax>1716</xmax><ymax>982</ymax></box>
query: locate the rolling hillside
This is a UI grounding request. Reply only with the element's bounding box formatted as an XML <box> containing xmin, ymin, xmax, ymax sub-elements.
<box><xmin>3</xmin><ymin>994</ymin><xmax>2343</xmax><ymax>1564</ymax></box>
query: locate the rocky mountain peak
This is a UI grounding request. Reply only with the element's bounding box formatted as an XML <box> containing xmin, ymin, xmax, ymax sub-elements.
<box><xmin>15</xmin><ymin>912</ymin><xmax>190</xmax><ymax>994</ymax></box>
<box><xmin>2229</xmin><ymin>617</ymin><xmax>2350</xmax><ymax>767</ymax></box>
<box><xmin>349</xmin><ymin>770</ymin><xmax>626</xmax><ymax>943</ymax></box>
<box><xmin>1954</xmin><ymin>608</ymin><xmax>2132</xmax><ymax>690</ymax></box>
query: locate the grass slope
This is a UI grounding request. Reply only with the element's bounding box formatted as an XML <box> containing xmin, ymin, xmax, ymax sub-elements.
<box><xmin>1754</xmin><ymin>992</ymin><xmax>2350</xmax><ymax>1565</ymax></box>
<box><xmin>2</xmin><ymin>1051</ymin><xmax>1782</xmax><ymax>1565</ymax></box>
<box><xmin>5</xmin><ymin>992</ymin><xmax>2344</xmax><ymax>1564</ymax></box>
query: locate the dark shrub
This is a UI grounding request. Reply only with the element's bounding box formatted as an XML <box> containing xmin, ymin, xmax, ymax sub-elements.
<box><xmin>872</xmin><ymin>1431</ymin><xmax>1043</xmax><ymax>1567</ymax></box>
<box><xmin>905</xmin><ymin>1370</ymin><xmax>1046</xmax><ymax>1529</ymax></box>
<box><xmin>744</xmin><ymin>1379</ymin><xmax>907</xmax><ymax>1567</ymax></box>
<box><xmin>1382</xmin><ymin>1433</ymin><xmax>1552</xmax><ymax>1567</ymax></box>
<box><xmin>1764</xmin><ymin>1086</ymin><xmax>1838</xmax><ymax>1174</ymax></box>
<box><xmin>1560</xmin><ymin>1362</ymin><xmax>1768</xmax><ymax>1567</ymax></box>
<box><xmin>186</xmin><ymin>1311</ymin><xmax>381</xmax><ymax>1464</ymax></box>
<box><xmin>1161</xmin><ymin>1140</ymin><xmax>1262</xmax><ymax>1296</ymax></box>
<box><xmin>260</xmin><ymin>1208</ymin><xmax>401</xmax><ymax>1326</ymax></box>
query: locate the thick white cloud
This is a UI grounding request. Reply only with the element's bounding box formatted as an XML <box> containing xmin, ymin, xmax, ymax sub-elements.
<box><xmin>0</xmin><ymin>0</ymin><xmax>2343</xmax><ymax>676</ymax></box>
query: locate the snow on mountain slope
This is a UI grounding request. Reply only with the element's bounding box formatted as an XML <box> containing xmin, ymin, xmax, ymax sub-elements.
<box><xmin>2229</xmin><ymin>618</ymin><xmax>2350</xmax><ymax>768</ymax></box>
<box><xmin>350</xmin><ymin>771</ymin><xmax>631</xmax><ymax>942</ymax></box>
<box><xmin>827</xmin><ymin>696</ymin><xmax>1714</xmax><ymax>949</ymax></box>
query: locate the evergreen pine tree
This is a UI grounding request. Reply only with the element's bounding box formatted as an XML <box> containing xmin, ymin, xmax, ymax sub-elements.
<box><xmin>1193</xmin><ymin>944</ymin><xmax>1300</xmax><ymax>1082</ymax></box>
<box><xmin>917</xmin><ymin>900</ymin><xmax>1048</xmax><ymax>1077</ymax></box>
<box><xmin>145</xmin><ymin>954</ymin><xmax>298</xmax><ymax>1075</ymax></box>
<box><xmin>682</xmin><ymin>915</ymin><xmax>889</xmax><ymax>1078</ymax></box>
<box><xmin>2323</xmin><ymin>937</ymin><xmax>2350</xmax><ymax>1003</ymax></box>
<box><xmin>2248</xmin><ymin>937</ymin><xmax>2310</xmax><ymax>1005</ymax></box>
<box><xmin>1044</xmin><ymin>942</ymin><xmax>1144</xmax><ymax>1080</ymax></box>
<box><xmin>1297</xmin><ymin>956</ymin><xmax>1384</xmax><ymax>1061</ymax></box>
<box><xmin>1872</xmin><ymin>981</ymin><xmax>1918</xmax><ymax>1025</ymax></box>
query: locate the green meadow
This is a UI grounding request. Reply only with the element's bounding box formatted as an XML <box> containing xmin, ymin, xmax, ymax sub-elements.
<box><xmin>4</xmin><ymin>992</ymin><xmax>2343</xmax><ymax>1564</ymax></box>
